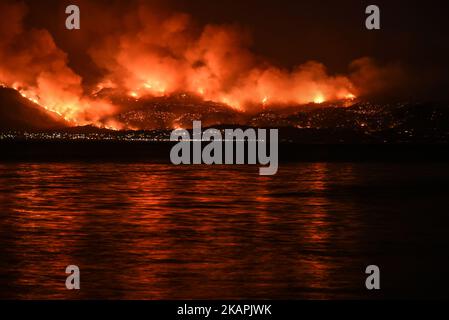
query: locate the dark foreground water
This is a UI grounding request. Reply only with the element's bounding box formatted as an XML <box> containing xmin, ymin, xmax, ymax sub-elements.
<box><xmin>0</xmin><ymin>162</ymin><xmax>448</xmax><ymax>299</ymax></box>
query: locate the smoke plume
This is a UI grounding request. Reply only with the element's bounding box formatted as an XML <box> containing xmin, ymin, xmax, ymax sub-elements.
<box><xmin>0</xmin><ymin>1</ymin><xmax>115</xmax><ymax>126</ymax></box>
<box><xmin>0</xmin><ymin>0</ymin><xmax>408</xmax><ymax>128</ymax></box>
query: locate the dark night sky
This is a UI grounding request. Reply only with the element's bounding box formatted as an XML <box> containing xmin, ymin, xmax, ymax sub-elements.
<box><xmin>21</xmin><ymin>0</ymin><xmax>449</xmax><ymax>100</ymax></box>
<box><xmin>173</xmin><ymin>0</ymin><xmax>449</xmax><ymax>70</ymax></box>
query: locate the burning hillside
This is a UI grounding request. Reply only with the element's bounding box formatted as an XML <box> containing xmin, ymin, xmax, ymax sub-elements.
<box><xmin>0</xmin><ymin>86</ymin><xmax>67</xmax><ymax>130</ymax></box>
<box><xmin>0</xmin><ymin>1</ymin><xmax>410</xmax><ymax>130</ymax></box>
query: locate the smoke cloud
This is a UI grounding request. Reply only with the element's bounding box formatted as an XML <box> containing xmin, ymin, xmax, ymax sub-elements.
<box><xmin>0</xmin><ymin>1</ymin><xmax>115</xmax><ymax>125</ymax></box>
<box><xmin>0</xmin><ymin>0</ymin><xmax>410</xmax><ymax>128</ymax></box>
<box><xmin>88</xmin><ymin>4</ymin><xmax>357</xmax><ymax>110</ymax></box>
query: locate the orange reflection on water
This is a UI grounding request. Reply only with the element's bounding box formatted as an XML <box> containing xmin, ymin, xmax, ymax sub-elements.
<box><xmin>0</xmin><ymin>162</ymin><xmax>364</xmax><ymax>299</ymax></box>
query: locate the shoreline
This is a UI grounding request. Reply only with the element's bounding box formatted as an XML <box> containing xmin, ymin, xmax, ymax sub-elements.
<box><xmin>1</xmin><ymin>140</ymin><xmax>449</xmax><ymax>163</ymax></box>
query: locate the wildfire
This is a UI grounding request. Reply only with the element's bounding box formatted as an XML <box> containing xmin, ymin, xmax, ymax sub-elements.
<box><xmin>0</xmin><ymin>1</ymin><xmax>368</xmax><ymax>130</ymax></box>
<box><xmin>0</xmin><ymin>79</ymin><xmax>117</xmax><ymax>126</ymax></box>
<box><xmin>101</xmin><ymin>119</ymin><xmax>123</xmax><ymax>131</ymax></box>
<box><xmin>220</xmin><ymin>96</ymin><xmax>243</xmax><ymax>111</ymax></box>
<box><xmin>15</xmin><ymin>86</ymin><xmax>75</xmax><ymax>123</ymax></box>
<box><xmin>313</xmin><ymin>94</ymin><xmax>325</xmax><ymax>104</ymax></box>
<box><xmin>143</xmin><ymin>81</ymin><xmax>166</xmax><ymax>94</ymax></box>
<box><xmin>345</xmin><ymin>93</ymin><xmax>356</xmax><ymax>100</ymax></box>
<box><xmin>262</xmin><ymin>96</ymin><xmax>269</xmax><ymax>105</ymax></box>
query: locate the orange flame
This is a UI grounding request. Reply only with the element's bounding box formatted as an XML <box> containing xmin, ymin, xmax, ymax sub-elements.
<box><xmin>0</xmin><ymin>1</ymin><xmax>365</xmax><ymax>130</ymax></box>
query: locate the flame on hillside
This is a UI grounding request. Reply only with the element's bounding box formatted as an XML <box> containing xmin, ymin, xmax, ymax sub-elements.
<box><xmin>0</xmin><ymin>1</ymin><xmax>405</xmax><ymax>130</ymax></box>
